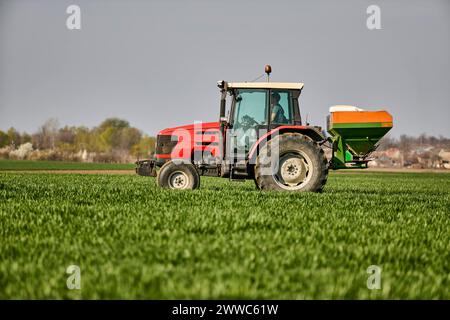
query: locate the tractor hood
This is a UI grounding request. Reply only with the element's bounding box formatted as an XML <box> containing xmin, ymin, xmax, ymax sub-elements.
<box><xmin>158</xmin><ymin>121</ymin><xmax>220</xmax><ymax>135</ymax></box>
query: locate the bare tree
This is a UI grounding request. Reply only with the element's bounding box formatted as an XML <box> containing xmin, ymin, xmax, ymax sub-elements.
<box><xmin>35</xmin><ymin>118</ymin><xmax>59</xmax><ymax>149</ymax></box>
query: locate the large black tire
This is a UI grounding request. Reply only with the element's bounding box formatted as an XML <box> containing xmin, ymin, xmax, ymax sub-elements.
<box><xmin>254</xmin><ymin>133</ymin><xmax>328</xmax><ymax>192</ymax></box>
<box><xmin>156</xmin><ymin>160</ymin><xmax>200</xmax><ymax>190</ymax></box>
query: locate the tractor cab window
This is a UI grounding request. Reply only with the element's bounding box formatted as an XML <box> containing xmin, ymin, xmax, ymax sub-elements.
<box><xmin>233</xmin><ymin>90</ymin><xmax>267</xmax><ymax>127</ymax></box>
<box><xmin>231</xmin><ymin>89</ymin><xmax>267</xmax><ymax>152</ymax></box>
<box><xmin>270</xmin><ymin>90</ymin><xmax>293</xmax><ymax>125</ymax></box>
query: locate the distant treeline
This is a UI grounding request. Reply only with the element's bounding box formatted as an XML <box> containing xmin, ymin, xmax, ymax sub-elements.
<box><xmin>0</xmin><ymin>118</ymin><xmax>155</xmax><ymax>163</ymax></box>
<box><xmin>378</xmin><ymin>134</ymin><xmax>450</xmax><ymax>151</ymax></box>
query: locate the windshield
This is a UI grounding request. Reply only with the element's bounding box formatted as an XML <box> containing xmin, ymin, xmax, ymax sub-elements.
<box><xmin>233</xmin><ymin>90</ymin><xmax>267</xmax><ymax>129</ymax></box>
<box><xmin>230</xmin><ymin>89</ymin><xmax>267</xmax><ymax>153</ymax></box>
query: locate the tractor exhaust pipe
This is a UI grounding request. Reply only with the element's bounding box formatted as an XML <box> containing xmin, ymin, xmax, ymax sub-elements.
<box><xmin>218</xmin><ymin>80</ymin><xmax>228</xmax><ymax>120</ymax></box>
<box><xmin>218</xmin><ymin>80</ymin><xmax>228</xmax><ymax>136</ymax></box>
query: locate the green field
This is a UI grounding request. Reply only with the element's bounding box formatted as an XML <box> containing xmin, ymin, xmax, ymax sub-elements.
<box><xmin>0</xmin><ymin>171</ymin><xmax>449</xmax><ymax>299</ymax></box>
<box><xmin>0</xmin><ymin>159</ymin><xmax>134</xmax><ymax>171</ymax></box>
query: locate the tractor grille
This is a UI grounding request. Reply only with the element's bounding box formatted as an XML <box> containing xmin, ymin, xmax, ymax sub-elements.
<box><xmin>156</xmin><ymin>134</ymin><xmax>178</xmax><ymax>155</ymax></box>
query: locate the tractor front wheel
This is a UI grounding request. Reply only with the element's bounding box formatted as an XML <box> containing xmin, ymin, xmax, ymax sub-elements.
<box><xmin>254</xmin><ymin>133</ymin><xmax>328</xmax><ymax>192</ymax></box>
<box><xmin>156</xmin><ymin>160</ymin><xmax>200</xmax><ymax>190</ymax></box>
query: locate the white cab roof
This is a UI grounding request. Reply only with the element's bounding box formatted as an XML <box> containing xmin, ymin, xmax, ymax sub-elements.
<box><xmin>227</xmin><ymin>82</ymin><xmax>304</xmax><ymax>90</ymax></box>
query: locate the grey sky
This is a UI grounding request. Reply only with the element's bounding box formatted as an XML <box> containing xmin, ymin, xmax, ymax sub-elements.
<box><xmin>0</xmin><ymin>0</ymin><xmax>449</xmax><ymax>137</ymax></box>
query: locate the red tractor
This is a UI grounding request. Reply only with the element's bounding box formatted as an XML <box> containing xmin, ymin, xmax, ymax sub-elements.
<box><xmin>136</xmin><ymin>66</ymin><xmax>393</xmax><ymax>192</ymax></box>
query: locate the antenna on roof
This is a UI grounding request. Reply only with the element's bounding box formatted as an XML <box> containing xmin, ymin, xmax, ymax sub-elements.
<box><xmin>265</xmin><ymin>65</ymin><xmax>272</xmax><ymax>82</ymax></box>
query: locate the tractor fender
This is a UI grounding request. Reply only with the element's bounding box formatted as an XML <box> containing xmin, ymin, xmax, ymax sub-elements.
<box><xmin>247</xmin><ymin>126</ymin><xmax>326</xmax><ymax>164</ymax></box>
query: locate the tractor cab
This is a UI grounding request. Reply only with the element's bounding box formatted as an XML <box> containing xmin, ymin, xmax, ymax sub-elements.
<box><xmin>219</xmin><ymin>82</ymin><xmax>305</xmax><ymax>158</ymax></box>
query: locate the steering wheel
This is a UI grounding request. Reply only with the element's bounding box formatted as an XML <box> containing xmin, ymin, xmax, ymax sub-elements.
<box><xmin>239</xmin><ymin>115</ymin><xmax>259</xmax><ymax>127</ymax></box>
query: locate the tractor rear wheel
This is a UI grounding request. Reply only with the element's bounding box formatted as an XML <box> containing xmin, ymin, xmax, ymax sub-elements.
<box><xmin>156</xmin><ymin>160</ymin><xmax>200</xmax><ymax>190</ymax></box>
<box><xmin>254</xmin><ymin>133</ymin><xmax>328</xmax><ymax>192</ymax></box>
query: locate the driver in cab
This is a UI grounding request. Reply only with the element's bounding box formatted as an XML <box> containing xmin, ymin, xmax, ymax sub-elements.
<box><xmin>270</xmin><ymin>92</ymin><xmax>288</xmax><ymax>124</ymax></box>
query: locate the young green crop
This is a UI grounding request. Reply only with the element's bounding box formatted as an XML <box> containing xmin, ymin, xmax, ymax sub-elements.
<box><xmin>0</xmin><ymin>172</ymin><xmax>449</xmax><ymax>299</ymax></box>
<box><xmin>0</xmin><ymin>159</ymin><xmax>134</xmax><ymax>171</ymax></box>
